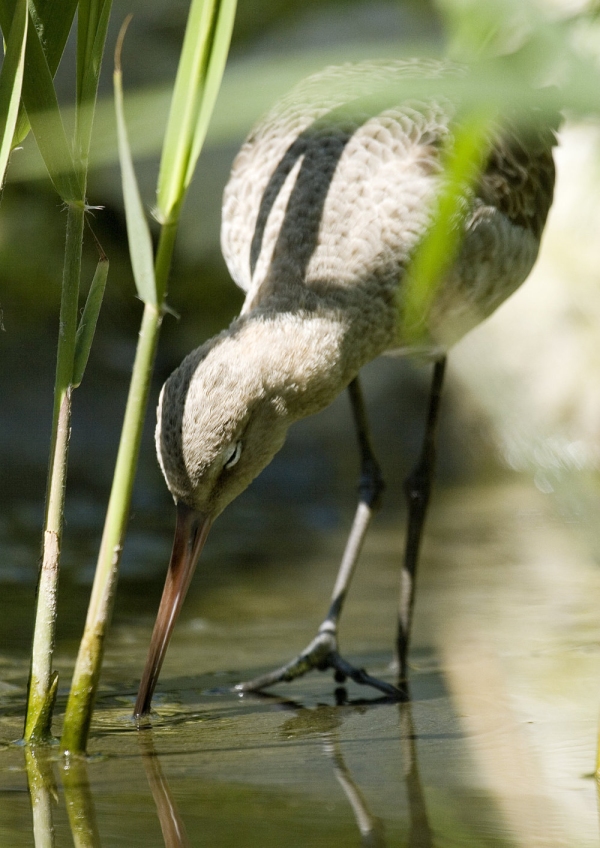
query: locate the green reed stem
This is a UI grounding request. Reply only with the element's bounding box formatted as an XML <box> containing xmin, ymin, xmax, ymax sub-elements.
<box><xmin>60</xmin><ymin>225</ymin><xmax>177</xmax><ymax>754</ymax></box>
<box><xmin>61</xmin><ymin>0</ymin><xmax>235</xmax><ymax>753</ymax></box>
<box><xmin>24</xmin><ymin>200</ymin><xmax>85</xmax><ymax>743</ymax></box>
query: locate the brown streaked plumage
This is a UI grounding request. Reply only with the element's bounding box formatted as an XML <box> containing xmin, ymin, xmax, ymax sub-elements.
<box><xmin>134</xmin><ymin>60</ymin><xmax>557</xmax><ymax>716</ymax></box>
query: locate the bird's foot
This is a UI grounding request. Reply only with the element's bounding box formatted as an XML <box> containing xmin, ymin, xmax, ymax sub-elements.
<box><xmin>233</xmin><ymin>623</ymin><xmax>403</xmax><ymax>699</ymax></box>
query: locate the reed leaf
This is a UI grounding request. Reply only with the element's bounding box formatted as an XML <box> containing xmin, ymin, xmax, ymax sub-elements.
<box><xmin>183</xmin><ymin>0</ymin><xmax>236</xmax><ymax>189</ymax></box>
<box><xmin>401</xmin><ymin>111</ymin><xmax>493</xmax><ymax>345</ymax></box>
<box><xmin>0</xmin><ymin>0</ymin><xmax>80</xmax><ymax>198</ymax></box>
<box><xmin>21</xmin><ymin>14</ymin><xmax>80</xmax><ymax>200</ymax></box>
<box><xmin>156</xmin><ymin>0</ymin><xmax>237</xmax><ymax>222</ymax></box>
<box><xmin>114</xmin><ymin>21</ymin><xmax>157</xmax><ymax>306</ymax></box>
<box><xmin>8</xmin><ymin>0</ymin><xmax>78</xmax><ymax>148</ymax></box>
<box><xmin>0</xmin><ymin>0</ymin><xmax>27</xmax><ymax>187</ymax></box>
<box><xmin>29</xmin><ymin>0</ymin><xmax>79</xmax><ymax>77</ymax></box>
<box><xmin>72</xmin><ymin>255</ymin><xmax>109</xmax><ymax>388</ymax></box>
<box><xmin>76</xmin><ymin>0</ymin><xmax>112</xmax><ymax>166</ymax></box>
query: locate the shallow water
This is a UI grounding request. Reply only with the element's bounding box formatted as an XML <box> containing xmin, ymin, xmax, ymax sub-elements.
<box><xmin>2</xmin><ymin>478</ymin><xmax>600</xmax><ymax>847</ymax></box>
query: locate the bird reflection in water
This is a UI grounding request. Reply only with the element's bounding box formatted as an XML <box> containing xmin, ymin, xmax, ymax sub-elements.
<box><xmin>276</xmin><ymin>688</ymin><xmax>432</xmax><ymax>847</ymax></box>
<box><xmin>139</xmin><ymin>730</ymin><xmax>191</xmax><ymax>848</ymax></box>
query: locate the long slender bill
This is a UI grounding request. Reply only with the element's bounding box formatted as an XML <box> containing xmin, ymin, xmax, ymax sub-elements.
<box><xmin>134</xmin><ymin>502</ymin><xmax>212</xmax><ymax>718</ymax></box>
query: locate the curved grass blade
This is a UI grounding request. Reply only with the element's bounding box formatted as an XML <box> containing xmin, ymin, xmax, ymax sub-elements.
<box><xmin>401</xmin><ymin>111</ymin><xmax>493</xmax><ymax>345</ymax></box>
<box><xmin>114</xmin><ymin>19</ymin><xmax>157</xmax><ymax>306</ymax></box>
<box><xmin>0</xmin><ymin>0</ymin><xmax>80</xmax><ymax>198</ymax></box>
<box><xmin>18</xmin><ymin>8</ymin><xmax>80</xmax><ymax>200</ymax></box>
<box><xmin>29</xmin><ymin>0</ymin><xmax>79</xmax><ymax>79</ymax></box>
<box><xmin>6</xmin><ymin>0</ymin><xmax>78</xmax><ymax>149</ymax></box>
<box><xmin>72</xmin><ymin>254</ymin><xmax>109</xmax><ymax>388</ymax></box>
<box><xmin>0</xmin><ymin>0</ymin><xmax>27</xmax><ymax>187</ymax></box>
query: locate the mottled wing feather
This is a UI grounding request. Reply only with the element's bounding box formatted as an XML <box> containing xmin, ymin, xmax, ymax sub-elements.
<box><xmin>221</xmin><ymin>58</ymin><xmax>557</xmax><ymax>350</ymax></box>
<box><xmin>221</xmin><ymin>60</ymin><xmax>457</xmax><ymax>305</ymax></box>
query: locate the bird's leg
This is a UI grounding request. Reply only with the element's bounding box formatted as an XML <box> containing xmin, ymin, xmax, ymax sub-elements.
<box><xmin>397</xmin><ymin>357</ymin><xmax>446</xmax><ymax>683</ymax></box>
<box><xmin>235</xmin><ymin>377</ymin><xmax>402</xmax><ymax>699</ymax></box>
<box><xmin>318</xmin><ymin>377</ymin><xmax>385</xmax><ymax>637</ymax></box>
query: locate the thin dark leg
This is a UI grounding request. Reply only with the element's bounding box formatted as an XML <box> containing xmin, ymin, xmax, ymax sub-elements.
<box><xmin>397</xmin><ymin>357</ymin><xmax>446</xmax><ymax>682</ymax></box>
<box><xmin>348</xmin><ymin>377</ymin><xmax>385</xmax><ymax>510</ymax></box>
<box><xmin>235</xmin><ymin>377</ymin><xmax>402</xmax><ymax>699</ymax></box>
<box><xmin>321</xmin><ymin>377</ymin><xmax>385</xmax><ymax>625</ymax></box>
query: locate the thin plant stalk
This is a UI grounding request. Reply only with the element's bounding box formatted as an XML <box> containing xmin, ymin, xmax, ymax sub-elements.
<box><xmin>61</xmin><ymin>0</ymin><xmax>236</xmax><ymax>755</ymax></box>
<box><xmin>25</xmin><ymin>201</ymin><xmax>85</xmax><ymax>742</ymax></box>
<box><xmin>23</xmin><ymin>0</ymin><xmax>113</xmax><ymax>742</ymax></box>
<box><xmin>61</xmin><ymin>227</ymin><xmax>177</xmax><ymax>753</ymax></box>
<box><xmin>61</xmin><ymin>299</ymin><xmax>163</xmax><ymax>753</ymax></box>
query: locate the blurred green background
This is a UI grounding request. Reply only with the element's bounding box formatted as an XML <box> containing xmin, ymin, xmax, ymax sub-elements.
<box><xmin>0</xmin><ymin>0</ymin><xmax>463</xmax><ymax>650</ymax></box>
<box><xmin>4</xmin><ymin>3</ymin><xmax>600</xmax><ymax>845</ymax></box>
<box><xmin>1</xmin><ymin>0</ymin><xmax>600</xmax><ymax>655</ymax></box>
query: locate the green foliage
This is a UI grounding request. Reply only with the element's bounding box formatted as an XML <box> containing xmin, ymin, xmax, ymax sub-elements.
<box><xmin>0</xmin><ymin>0</ymin><xmax>26</xmax><ymax>188</ymax></box>
<box><xmin>401</xmin><ymin>112</ymin><xmax>494</xmax><ymax>345</ymax></box>
<box><xmin>61</xmin><ymin>0</ymin><xmax>238</xmax><ymax>753</ymax></box>
<box><xmin>9</xmin><ymin>0</ymin><xmax>78</xmax><ymax>147</ymax></box>
<box><xmin>114</xmin><ymin>23</ymin><xmax>158</xmax><ymax>307</ymax></box>
<box><xmin>0</xmin><ymin>0</ymin><xmax>81</xmax><ymax>200</ymax></box>
<box><xmin>22</xmin><ymin>26</ymin><xmax>79</xmax><ymax>199</ymax></box>
<box><xmin>28</xmin><ymin>0</ymin><xmax>79</xmax><ymax>77</ymax></box>
<box><xmin>72</xmin><ymin>253</ymin><xmax>109</xmax><ymax>387</ymax></box>
<box><xmin>18</xmin><ymin>0</ymin><xmax>113</xmax><ymax>744</ymax></box>
<box><xmin>156</xmin><ymin>0</ymin><xmax>237</xmax><ymax>224</ymax></box>
<box><xmin>76</xmin><ymin>0</ymin><xmax>112</xmax><ymax>167</ymax></box>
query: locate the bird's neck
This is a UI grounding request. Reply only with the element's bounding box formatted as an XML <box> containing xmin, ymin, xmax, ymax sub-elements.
<box><xmin>238</xmin><ymin>289</ymin><xmax>396</xmax><ymax>421</ymax></box>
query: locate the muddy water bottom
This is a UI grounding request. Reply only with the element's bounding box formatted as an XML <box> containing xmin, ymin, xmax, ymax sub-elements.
<box><xmin>1</xmin><ymin>480</ymin><xmax>600</xmax><ymax>846</ymax></box>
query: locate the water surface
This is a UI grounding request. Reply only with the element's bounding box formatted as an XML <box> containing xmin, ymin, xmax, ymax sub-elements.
<box><xmin>1</xmin><ymin>479</ymin><xmax>599</xmax><ymax>846</ymax></box>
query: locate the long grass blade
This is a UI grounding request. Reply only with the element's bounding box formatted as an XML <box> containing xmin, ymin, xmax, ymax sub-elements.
<box><xmin>401</xmin><ymin>111</ymin><xmax>493</xmax><ymax>345</ymax></box>
<box><xmin>114</xmin><ymin>19</ymin><xmax>157</xmax><ymax>306</ymax></box>
<box><xmin>29</xmin><ymin>0</ymin><xmax>79</xmax><ymax>77</ymax></box>
<box><xmin>156</xmin><ymin>0</ymin><xmax>216</xmax><ymax>220</ymax></box>
<box><xmin>0</xmin><ymin>0</ymin><xmax>27</xmax><ymax>187</ymax></box>
<box><xmin>72</xmin><ymin>254</ymin><xmax>109</xmax><ymax>388</ymax></box>
<box><xmin>76</xmin><ymin>0</ymin><xmax>112</xmax><ymax>166</ymax></box>
<box><xmin>21</xmin><ymin>12</ymin><xmax>80</xmax><ymax>200</ymax></box>
<box><xmin>0</xmin><ymin>0</ymin><xmax>80</xmax><ymax>198</ymax></box>
<box><xmin>183</xmin><ymin>0</ymin><xmax>236</xmax><ymax>188</ymax></box>
<box><xmin>6</xmin><ymin>0</ymin><xmax>78</xmax><ymax>149</ymax></box>
<box><xmin>156</xmin><ymin>0</ymin><xmax>237</xmax><ymax>221</ymax></box>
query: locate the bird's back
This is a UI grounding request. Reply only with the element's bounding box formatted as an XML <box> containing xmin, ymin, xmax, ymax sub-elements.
<box><xmin>221</xmin><ymin>59</ymin><xmax>556</xmax><ymax>352</ymax></box>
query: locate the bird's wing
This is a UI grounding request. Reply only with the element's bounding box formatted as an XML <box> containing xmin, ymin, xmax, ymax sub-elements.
<box><xmin>220</xmin><ymin>59</ymin><xmax>455</xmax><ymax>307</ymax></box>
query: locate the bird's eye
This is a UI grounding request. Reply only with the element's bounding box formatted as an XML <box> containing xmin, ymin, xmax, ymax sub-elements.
<box><xmin>223</xmin><ymin>440</ymin><xmax>242</xmax><ymax>469</ymax></box>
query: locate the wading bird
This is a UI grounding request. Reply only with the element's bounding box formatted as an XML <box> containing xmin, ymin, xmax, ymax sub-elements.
<box><xmin>134</xmin><ymin>60</ymin><xmax>557</xmax><ymax>716</ymax></box>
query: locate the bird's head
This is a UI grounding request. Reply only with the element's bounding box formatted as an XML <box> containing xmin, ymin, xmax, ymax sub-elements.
<box><xmin>134</xmin><ymin>322</ymin><xmax>294</xmax><ymax>717</ymax></box>
<box><xmin>155</xmin><ymin>328</ymin><xmax>290</xmax><ymax>518</ymax></box>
